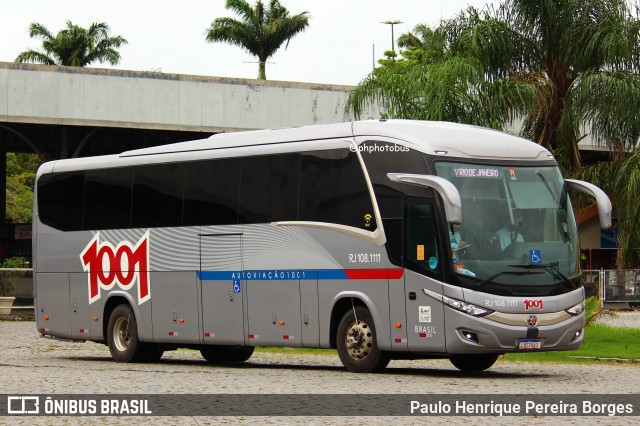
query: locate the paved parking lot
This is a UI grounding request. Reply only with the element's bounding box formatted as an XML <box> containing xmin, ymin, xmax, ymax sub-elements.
<box><xmin>0</xmin><ymin>321</ymin><xmax>638</xmax><ymax>425</ymax></box>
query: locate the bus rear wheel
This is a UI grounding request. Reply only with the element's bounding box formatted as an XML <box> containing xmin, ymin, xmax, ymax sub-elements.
<box><xmin>337</xmin><ymin>306</ymin><xmax>390</xmax><ymax>373</ymax></box>
<box><xmin>107</xmin><ymin>304</ymin><xmax>150</xmax><ymax>363</ymax></box>
<box><xmin>449</xmin><ymin>354</ymin><xmax>499</xmax><ymax>372</ymax></box>
<box><xmin>200</xmin><ymin>346</ymin><xmax>254</xmax><ymax>363</ymax></box>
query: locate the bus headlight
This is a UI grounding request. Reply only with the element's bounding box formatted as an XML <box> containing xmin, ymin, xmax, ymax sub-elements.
<box><xmin>565</xmin><ymin>300</ymin><xmax>585</xmax><ymax>316</ymax></box>
<box><xmin>442</xmin><ymin>295</ymin><xmax>493</xmax><ymax>317</ymax></box>
<box><xmin>422</xmin><ymin>288</ymin><xmax>493</xmax><ymax>317</ymax></box>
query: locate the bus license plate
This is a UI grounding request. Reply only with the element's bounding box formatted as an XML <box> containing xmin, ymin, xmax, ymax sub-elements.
<box><xmin>518</xmin><ymin>339</ymin><xmax>541</xmax><ymax>350</ymax></box>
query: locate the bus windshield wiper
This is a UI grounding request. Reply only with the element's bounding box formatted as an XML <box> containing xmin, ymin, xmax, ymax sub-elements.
<box><xmin>474</xmin><ymin>270</ymin><xmax>544</xmax><ymax>290</ymax></box>
<box><xmin>473</xmin><ymin>261</ymin><xmax>573</xmax><ymax>290</ymax></box>
<box><xmin>536</xmin><ymin>170</ymin><xmax>559</xmax><ymax>204</ymax></box>
<box><xmin>507</xmin><ymin>262</ymin><xmax>574</xmax><ymax>289</ymax></box>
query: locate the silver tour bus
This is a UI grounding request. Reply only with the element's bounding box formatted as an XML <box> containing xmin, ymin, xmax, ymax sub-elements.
<box><xmin>33</xmin><ymin>120</ymin><xmax>611</xmax><ymax>373</ymax></box>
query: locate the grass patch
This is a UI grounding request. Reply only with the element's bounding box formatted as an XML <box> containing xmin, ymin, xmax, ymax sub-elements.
<box><xmin>255</xmin><ymin>347</ymin><xmax>337</xmax><ymax>355</ymax></box>
<box><xmin>505</xmin><ymin>324</ymin><xmax>640</xmax><ymax>363</ymax></box>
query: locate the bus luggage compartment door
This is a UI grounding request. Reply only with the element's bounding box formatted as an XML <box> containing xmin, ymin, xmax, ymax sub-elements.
<box><xmin>199</xmin><ymin>234</ymin><xmax>245</xmax><ymax>345</ymax></box>
<box><xmin>69</xmin><ymin>273</ymin><xmax>95</xmax><ymax>339</ymax></box>
<box><xmin>245</xmin><ymin>275</ymin><xmax>302</xmax><ymax>347</ymax></box>
<box><xmin>35</xmin><ymin>273</ymin><xmax>71</xmax><ymax>339</ymax></box>
<box><xmin>151</xmin><ymin>271</ymin><xmax>200</xmax><ymax>343</ymax></box>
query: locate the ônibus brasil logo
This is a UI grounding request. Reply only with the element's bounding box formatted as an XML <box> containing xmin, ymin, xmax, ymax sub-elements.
<box><xmin>80</xmin><ymin>231</ymin><xmax>150</xmax><ymax>305</ymax></box>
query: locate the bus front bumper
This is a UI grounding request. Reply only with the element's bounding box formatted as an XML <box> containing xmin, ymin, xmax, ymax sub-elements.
<box><xmin>444</xmin><ymin>308</ymin><xmax>585</xmax><ymax>354</ymax></box>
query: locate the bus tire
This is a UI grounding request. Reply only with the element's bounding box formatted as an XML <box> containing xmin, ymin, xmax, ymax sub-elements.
<box><xmin>449</xmin><ymin>354</ymin><xmax>499</xmax><ymax>372</ymax></box>
<box><xmin>200</xmin><ymin>346</ymin><xmax>254</xmax><ymax>363</ymax></box>
<box><xmin>107</xmin><ymin>304</ymin><xmax>147</xmax><ymax>363</ymax></box>
<box><xmin>337</xmin><ymin>306</ymin><xmax>390</xmax><ymax>373</ymax></box>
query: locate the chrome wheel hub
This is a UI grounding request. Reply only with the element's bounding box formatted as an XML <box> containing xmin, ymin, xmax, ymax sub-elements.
<box><xmin>113</xmin><ymin>317</ymin><xmax>130</xmax><ymax>352</ymax></box>
<box><xmin>345</xmin><ymin>320</ymin><xmax>372</xmax><ymax>360</ymax></box>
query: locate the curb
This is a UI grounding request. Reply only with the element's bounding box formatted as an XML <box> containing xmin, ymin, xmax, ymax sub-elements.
<box><xmin>0</xmin><ymin>313</ymin><xmax>35</xmax><ymax>321</ymax></box>
<box><xmin>570</xmin><ymin>356</ymin><xmax>640</xmax><ymax>363</ymax></box>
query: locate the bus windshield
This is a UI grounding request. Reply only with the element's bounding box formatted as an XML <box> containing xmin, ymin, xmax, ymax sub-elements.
<box><xmin>435</xmin><ymin>162</ymin><xmax>579</xmax><ymax>285</ymax></box>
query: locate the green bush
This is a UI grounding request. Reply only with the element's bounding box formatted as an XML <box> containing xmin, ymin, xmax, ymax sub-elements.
<box><xmin>584</xmin><ymin>296</ymin><xmax>617</xmax><ymax>327</ymax></box>
<box><xmin>0</xmin><ymin>257</ymin><xmax>25</xmax><ymax>297</ymax></box>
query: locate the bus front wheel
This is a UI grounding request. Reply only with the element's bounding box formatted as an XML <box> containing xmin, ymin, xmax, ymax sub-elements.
<box><xmin>337</xmin><ymin>306</ymin><xmax>390</xmax><ymax>373</ymax></box>
<box><xmin>107</xmin><ymin>304</ymin><xmax>149</xmax><ymax>363</ymax></box>
<box><xmin>449</xmin><ymin>354</ymin><xmax>499</xmax><ymax>372</ymax></box>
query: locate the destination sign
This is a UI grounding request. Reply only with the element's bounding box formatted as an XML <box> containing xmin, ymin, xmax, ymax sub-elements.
<box><xmin>454</xmin><ymin>168</ymin><xmax>500</xmax><ymax>178</ymax></box>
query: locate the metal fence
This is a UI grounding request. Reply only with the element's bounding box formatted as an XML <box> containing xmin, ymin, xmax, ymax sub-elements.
<box><xmin>583</xmin><ymin>269</ymin><xmax>640</xmax><ymax>305</ymax></box>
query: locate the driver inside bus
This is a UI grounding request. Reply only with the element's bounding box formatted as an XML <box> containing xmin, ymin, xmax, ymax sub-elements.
<box><xmin>495</xmin><ymin>211</ymin><xmax>524</xmax><ymax>251</ymax></box>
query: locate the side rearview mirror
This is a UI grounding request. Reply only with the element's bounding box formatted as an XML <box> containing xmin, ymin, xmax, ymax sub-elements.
<box><xmin>387</xmin><ymin>173</ymin><xmax>462</xmax><ymax>225</ymax></box>
<box><xmin>565</xmin><ymin>179</ymin><xmax>612</xmax><ymax>229</ymax></box>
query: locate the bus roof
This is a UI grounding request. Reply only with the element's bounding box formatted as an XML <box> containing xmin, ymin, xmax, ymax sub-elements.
<box><xmin>41</xmin><ymin>120</ymin><xmax>553</xmax><ymax>175</ymax></box>
<box><xmin>120</xmin><ymin>120</ymin><xmax>551</xmax><ymax>161</ymax></box>
<box><xmin>353</xmin><ymin>120</ymin><xmax>552</xmax><ymax>161</ymax></box>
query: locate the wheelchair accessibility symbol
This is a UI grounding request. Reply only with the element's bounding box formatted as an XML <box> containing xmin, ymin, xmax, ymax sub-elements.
<box><xmin>233</xmin><ymin>279</ymin><xmax>241</xmax><ymax>293</ymax></box>
<box><xmin>529</xmin><ymin>249</ymin><xmax>542</xmax><ymax>264</ymax></box>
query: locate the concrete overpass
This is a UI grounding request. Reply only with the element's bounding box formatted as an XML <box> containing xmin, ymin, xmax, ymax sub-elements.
<box><xmin>0</xmin><ymin>61</ymin><xmax>365</xmax><ymax>157</ymax></box>
<box><xmin>0</xmin><ymin>61</ymin><xmax>376</xmax><ymax>257</ymax></box>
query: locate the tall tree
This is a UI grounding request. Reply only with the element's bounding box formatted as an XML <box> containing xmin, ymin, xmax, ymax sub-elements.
<box><xmin>346</xmin><ymin>0</ymin><xmax>640</xmax><ymax>267</ymax></box>
<box><xmin>347</xmin><ymin>26</ymin><xmax>534</xmax><ymax>128</ymax></box>
<box><xmin>5</xmin><ymin>153</ymin><xmax>41</xmax><ymax>223</ymax></box>
<box><xmin>205</xmin><ymin>0</ymin><xmax>310</xmax><ymax>80</ymax></box>
<box><xmin>347</xmin><ymin>0</ymin><xmax>640</xmax><ymax>170</ymax></box>
<box><xmin>15</xmin><ymin>21</ymin><xmax>127</xmax><ymax>67</ymax></box>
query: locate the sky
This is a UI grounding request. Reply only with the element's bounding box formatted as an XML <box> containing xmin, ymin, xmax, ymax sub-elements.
<box><xmin>0</xmin><ymin>0</ymin><xmax>501</xmax><ymax>86</ymax></box>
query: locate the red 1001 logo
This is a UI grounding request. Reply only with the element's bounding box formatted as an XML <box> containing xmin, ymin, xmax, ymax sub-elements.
<box><xmin>523</xmin><ymin>298</ymin><xmax>543</xmax><ymax>311</ymax></box>
<box><xmin>80</xmin><ymin>232</ymin><xmax>150</xmax><ymax>305</ymax></box>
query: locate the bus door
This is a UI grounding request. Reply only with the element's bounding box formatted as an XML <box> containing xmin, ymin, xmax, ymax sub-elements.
<box><xmin>403</xmin><ymin>198</ymin><xmax>447</xmax><ymax>352</ymax></box>
<box><xmin>199</xmin><ymin>234</ymin><xmax>246</xmax><ymax>345</ymax></box>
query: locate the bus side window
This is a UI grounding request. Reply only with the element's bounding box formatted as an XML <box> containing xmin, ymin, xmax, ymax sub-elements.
<box><xmin>37</xmin><ymin>172</ymin><xmax>85</xmax><ymax>231</ymax></box>
<box><xmin>132</xmin><ymin>163</ymin><xmax>185</xmax><ymax>228</ymax></box>
<box><xmin>183</xmin><ymin>158</ymin><xmax>241</xmax><ymax>226</ymax></box>
<box><xmin>238</xmin><ymin>154</ymin><xmax>300</xmax><ymax>224</ymax></box>
<box><xmin>360</xmin><ymin>140</ymin><xmax>429</xmax><ymax>219</ymax></box>
<box><xmin>299</xmin><ymin>149</ymin><xmax>376</xmax><ymax>231</ymax></box>
<box><xmin>404</xmin><ymin>199</ymin><xmax>442</xmax><ymax>279</ymax></box>
<box><xmin>382</xmin><ymin>218</ymin><xmax>402</xmax><ymax>266</ymax></box>
<box><xmin>84</xmin><ymin>168</ymin><xmax>133</xmax><ymax>230</ymax></box>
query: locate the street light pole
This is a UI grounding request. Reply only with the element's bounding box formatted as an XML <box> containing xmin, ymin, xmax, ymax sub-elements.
<box><xmin>381</xmin><ymin>20</ymin><xmax>403</xmax><ymax>56</ymax></box>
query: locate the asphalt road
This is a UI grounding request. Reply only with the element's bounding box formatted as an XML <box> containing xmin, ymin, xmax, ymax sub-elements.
<box><xmin>0</xmin><ymin>321</ymin><xmax>638</xmax><ymax>425</ymax></box>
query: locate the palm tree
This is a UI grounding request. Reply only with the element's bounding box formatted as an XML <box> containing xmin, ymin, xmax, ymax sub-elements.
<box><xmin>346</xmin><ymin>0</ymin><xmax>640</xmax><ymax>268</ymax></box>
<box><xmin>348</xmin><ymin>0</ymin><xmax>640</xmax><ymax>171</ymax></box>
<box><xmin>205</xmin><ymin>0</ymin><xmax>310</xmax><ymax>80</ymax></box>
<box><xmin>16</xmin><ymin>21</ymin><xmax>127</xmax><ymax>67</ymax></box>
<box><xmin>347</xmin><ymin>19</ymin><xmax>534</xmax><ymax>129</ymax></box>
<box><xmin>397</xmin><ymin>24</ymin><xmax>436</xmax><ymax>50</ymax></box>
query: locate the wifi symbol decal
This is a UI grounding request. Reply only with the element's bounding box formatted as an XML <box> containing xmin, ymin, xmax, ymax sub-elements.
<box><xmin>364</xmin><ymin>213</ymin><xmax>372</xmax><ymax>228</ymax></box>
